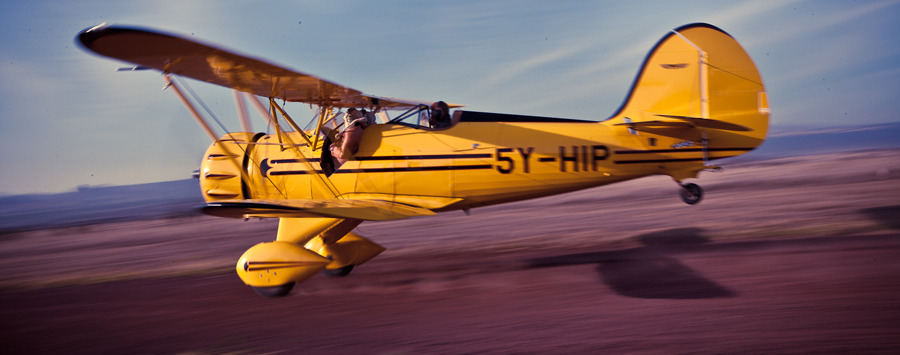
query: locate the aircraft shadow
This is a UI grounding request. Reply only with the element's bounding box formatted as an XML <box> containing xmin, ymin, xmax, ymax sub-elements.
<box><xmin>861</xmin><ymin>205</ymin><xmax>900</xmax><ymax>230</ymax></box>
<box><xmin>526</xmin><ymin>228</ymin><xmax>737</xmax><ymax>299</ymax></box>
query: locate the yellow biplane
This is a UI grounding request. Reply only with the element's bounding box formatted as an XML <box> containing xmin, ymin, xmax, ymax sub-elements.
<box><xmin>77</xmin><ymin>23</ymin><xmax>768</xmax><ymax>297</ymax></box>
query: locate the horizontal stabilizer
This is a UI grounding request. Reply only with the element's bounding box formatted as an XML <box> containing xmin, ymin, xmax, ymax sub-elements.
<box><xmin>655</xmin><ymin>114</ymin><xmax>751</xmax><ymax>131</ymax></box>
<box><xmin>201</xmin><ymin>198</ymin><xmax>436</xmax><ymax>221</ymax></box>
<box><xmin>614</xmin><ymin>120</ymin><xmax>693</xmax><ymax>129</ymax></box>
<box><xmin>615</xmin><ymin>115</ymin><xmax>751</xmax><ymax>133</ymax></box>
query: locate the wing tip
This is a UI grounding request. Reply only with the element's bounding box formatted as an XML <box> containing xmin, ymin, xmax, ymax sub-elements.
<box><xmin>75</xmin><ymin>23</ymin><xmax>179</xmax><ymax>55</ymax></box>
<box><xmin>75</xmin><ymin>23</ymin><xmax>113</xmax><ymax>50</ymax></box>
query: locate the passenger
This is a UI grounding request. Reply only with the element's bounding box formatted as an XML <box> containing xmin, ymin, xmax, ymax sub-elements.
<box><xmin>343</xmin><ymin>108</ymin><xmax>368</xmax><ymax>129</ymax></box>
<box><xmin>429</xmin><ymin>101</ymin><xmax>451</xmax><ymax>129</ymax></box>
<box><xmin>329</xmin><ymin>108</ymin><xmax>367</xmax><ymax>167</ymax></box>
<box><xmin>320</xmin><ymin>137</ymin><xmax>337</xmax><ymax>176</ymax></box>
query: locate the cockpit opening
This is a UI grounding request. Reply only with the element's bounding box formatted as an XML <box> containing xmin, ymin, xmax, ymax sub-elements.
<box><xmin>386</xmin><ymin>101</ymin><xmax>460</xmax><ymax>130</ymax></box>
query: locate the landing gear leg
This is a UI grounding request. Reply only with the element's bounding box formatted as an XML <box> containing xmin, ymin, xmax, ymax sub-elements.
<box><xmin>679</xmin><ymin>183</ymin><xmax>703</xmax><ymax>205</ymax></box>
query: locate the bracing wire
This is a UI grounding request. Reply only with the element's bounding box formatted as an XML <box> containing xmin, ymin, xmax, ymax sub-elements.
<box><xmin>175</xmin><ymin>76</ymin><xmax>232</xmax><ymax>135</ymax></box>
<box><xmin>171</xmin><ymin>76</ymin><xmax>288</xmax><ymax>198</ymax></box>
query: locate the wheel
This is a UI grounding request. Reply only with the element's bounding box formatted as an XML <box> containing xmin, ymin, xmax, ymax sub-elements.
<box><xmin>680</xmin><ymin>183</ymin><xmax>703</xmax><ymax>205</ymax></box>
<box><xmin>252</xmin><ymin>282</ymin><xmax>295</xmax><ymax>298</ymax></box>
<box><xmin>322</xmin><ymin>265</ymin><xmax>354</xmax><ymax>278</ymax></box>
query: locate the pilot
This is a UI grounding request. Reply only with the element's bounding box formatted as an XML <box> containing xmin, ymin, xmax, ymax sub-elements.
<box><xmin>361</xmin><ymin>109</ymin><xmax>377</xmax><ymax>126</ymax></box>
<box><xmin>429</xmin><ymin>101</ymin><xmax>451</xmax><ymax>129</ymax></box>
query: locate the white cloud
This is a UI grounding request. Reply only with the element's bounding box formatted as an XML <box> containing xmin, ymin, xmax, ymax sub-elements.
<box><xmin>706</xmin><ymin>0</ymin><xmax>803</xmax><ymax>29</ymax></box>
<box><xmin>738</xmin><ymin>0</ymin><xmax>900</xmax><ymax>49</ymax></box>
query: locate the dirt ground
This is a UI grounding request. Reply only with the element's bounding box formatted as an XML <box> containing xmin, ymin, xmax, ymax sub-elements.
<box><xmin>1</xmin><ymin>150</ymin><xmax>899</xmax><ymax>354</ymax></box>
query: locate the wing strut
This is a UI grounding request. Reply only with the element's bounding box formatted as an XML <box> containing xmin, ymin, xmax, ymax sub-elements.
<box><xmin>246</xmin><ymin>93</ymin><xmax>280</xmax><ymax>133</ymax></box>
<box><xmin>240</xmin><ymin>94</ymin><xmax>341</xmax><ymax>198</ymax></box>
<box><xmin>165</xmin><ymin>74</ymin><xmax>275</xmax><ymax>196</ymax></box>
<box><xmin>311</xmin><ymin>107</ymin><xmax>329</xmax><ymax>152</ymax></box>
<box><xmin>257</xmin><ymin>98</ymin><xmax>342</xmax><ymax>199</ymax></box>
<box><xmin>269</xmin><ymin>99</ymin><xmax>314</xmax><ymax>149</ymax></box>
<box><xmin>233</xmin><ymin>90</ymin><xmax>252</xmax><ymax>132</ymax></box>
<box><xmin>165</xmin><ymin>75</ymin><xmax>218</xmax><ymax>141</ymax></box>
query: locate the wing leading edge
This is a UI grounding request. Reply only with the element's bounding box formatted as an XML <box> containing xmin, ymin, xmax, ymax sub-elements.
<box><xmin>76</xmin><ymin>24</ymin><xmax>431</xmax><ymax>109</ymax></box>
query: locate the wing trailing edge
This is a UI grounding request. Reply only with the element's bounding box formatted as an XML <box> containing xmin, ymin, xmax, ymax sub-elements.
<box><xmin>201</xmin><ymin>198</ymin><xmax>436</xmax><ymax>221</ymax></box>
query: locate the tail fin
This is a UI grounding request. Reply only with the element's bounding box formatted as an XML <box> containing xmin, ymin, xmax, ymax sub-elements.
<box><xmin>609</xmin><ymin>23</ymin><xmax>769</xmax><ymax>153</ymax></box>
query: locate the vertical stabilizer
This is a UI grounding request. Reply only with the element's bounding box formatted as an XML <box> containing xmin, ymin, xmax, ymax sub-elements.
<box><xmin>609</xmin><ymin>23</ymin><xmax>769</xmax><ymax>151</ymax></box>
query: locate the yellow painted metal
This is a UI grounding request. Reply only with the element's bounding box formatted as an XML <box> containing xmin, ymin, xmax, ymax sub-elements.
<box><xmin>248</xmin><ymin>126</ymin><xmax>342</xmax><ymax>200</ymax></box>
<box><xmin>198</xmin><ymin>132</ymin><xmax>261</xmax><ymax>201</ymax></box>
<box><xmin>311</xmin><ymin>106</ymin><xmax>328</xmax><ymax>152</ymax></box>
<box><xmin>305</xmin><ymin>232</ymin><xmax>386</xmax><ymax>270</ymax></box>
<box><xmin>269</xmin><ymin>102</ymin><xmax>284</xmax><ymax>148</ymax></box>
<box><xmin>235</xmin><ymin>241</ymin><xmax>330</xmax><ymax>287</ymax></box>
<box><xmin>275</xmin><ymin>218</ymin><xmax>345</xmax><ymax>244</ymax></box>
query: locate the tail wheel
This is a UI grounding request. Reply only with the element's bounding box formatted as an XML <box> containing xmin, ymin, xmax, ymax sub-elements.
<box><xmin>252</xmin><ymin>282</ymin><xmax>295</xmax><ymax>298</ymax></box>
<box><xmin>323</xmin><ymin>265</ymin><xmax>354</xmax><ymax>278</ymax></box>
<box><xmin>680</xmin><ymin>183</ymin><xmax>703</xmax><ymax>205</ymax></box>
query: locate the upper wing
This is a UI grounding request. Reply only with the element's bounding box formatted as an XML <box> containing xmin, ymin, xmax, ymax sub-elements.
<box><xmin>201</xmin><ymin>198</ymin><xmax>437</xmax><ymax>221</ymax></box>
<box><xmin>76</xmin><ymin>24</ymin><xmax>435</xmax><ymax>109</ymax></box>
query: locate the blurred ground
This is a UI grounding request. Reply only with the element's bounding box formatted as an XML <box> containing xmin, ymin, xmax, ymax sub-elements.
<box><xmin>1</xmin><ymin>150</ymin><xmax>899</xmax><ymax>353</ymax></box>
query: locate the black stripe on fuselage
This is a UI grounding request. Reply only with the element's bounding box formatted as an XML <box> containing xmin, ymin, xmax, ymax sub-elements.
<box><xmin>614</xmin><ymin>158</ymin><xmax>706</xmax><ymax>164</ymax></box>
<box><xmin>270</xmin><ymin>153</ymin><xmax>491</xmax><ymax>165</ymax></box>
<box><xmin>613</xmin><ymin>156</ymin><xmax>741</xmax><ymax>164</ymax></box>
<box><xmin>356</xmin><ymin>153</ymin><xmax>493</xmax><ymax>161</ymax></box>
<box><xmin>268</xmin><ymin>153</ymin><xmax>493</xmax><ymax>175</ymax></box>
<box><xmin>270</xmin><ymin>164</ymin><xmax>494</xmax><ymax>175</ymax></box>
<box><xmin>457</xmin><ymin>111</ymin><xmax>591</xmax><ymax>123</ymax></box>
<box><xmin>611</xmin><ymin>147</ymin><xmax>751</xmax><ymax>164</ymax></box>
<box><xmin>270</xmin><ymin>158</ymin><xmax>321</xmax><ymax>164</ymax></box>
<box><xmin>246</xmin><ymin>261</ymin><xmax>326</xmax><ymax>271</ymax></box>
<box><xmin>614</xmin><ymin>147</ymin><xmax>754</xmax><ymax>154</ymax></box>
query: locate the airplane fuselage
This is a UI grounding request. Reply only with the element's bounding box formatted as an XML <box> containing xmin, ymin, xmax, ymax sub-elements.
<box><xmin>199</xmin><ymin>111</ymin><xmax>756</xmax><ymax>213</ymax></box>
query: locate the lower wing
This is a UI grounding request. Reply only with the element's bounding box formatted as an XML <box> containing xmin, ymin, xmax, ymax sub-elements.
<box><xmin>201</xmin><ymin>198</ymin><xmax>436</xmax><ymax>221</ymax></box>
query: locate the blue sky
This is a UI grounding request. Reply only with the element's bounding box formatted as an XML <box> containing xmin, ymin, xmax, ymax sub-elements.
<box><xmin>1</xmin><ymin>0</ymin><xmax>898</xmax><ymax>194</ymax></box>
